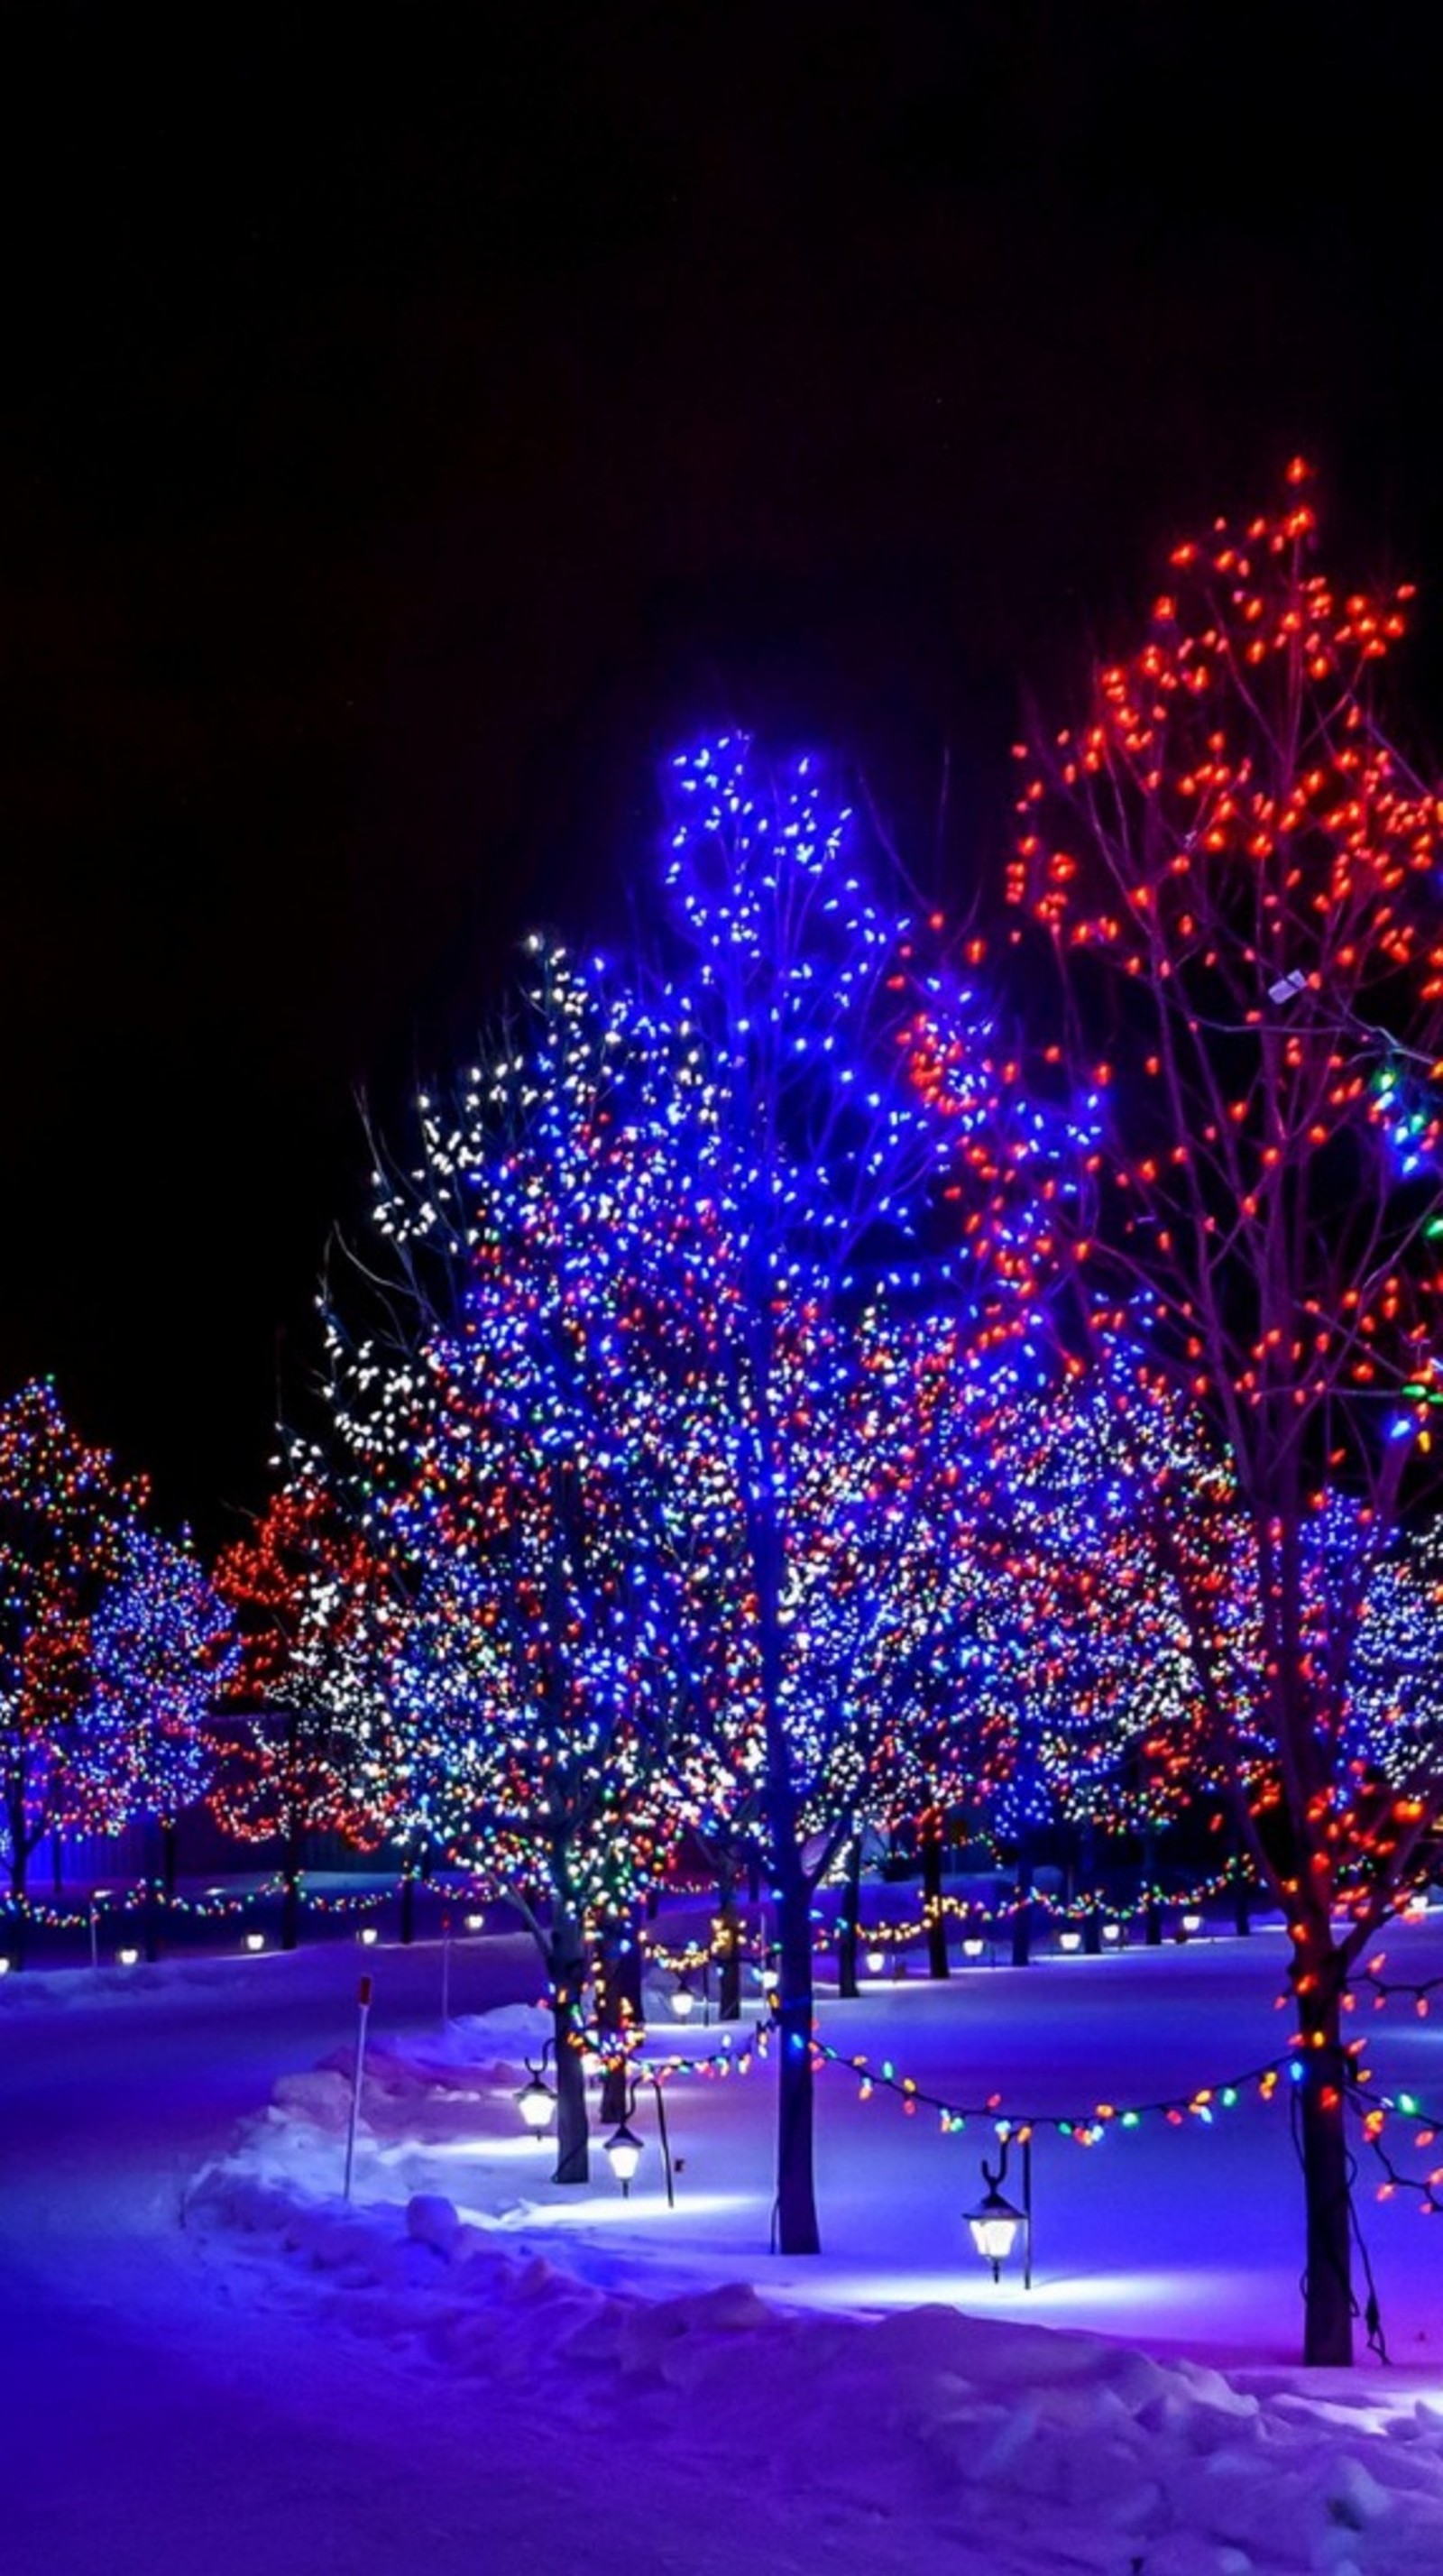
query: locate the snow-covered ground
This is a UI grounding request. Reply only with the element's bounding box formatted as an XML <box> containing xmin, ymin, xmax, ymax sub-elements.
<box><xmin>5</xmin><ymin>1905</ymin><xmax>1443</xmax><ymax>2573</ymax></box>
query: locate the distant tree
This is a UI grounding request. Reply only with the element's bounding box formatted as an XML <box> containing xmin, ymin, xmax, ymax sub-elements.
<box><xmin>0</xmin><ymin>1380</ymin><xmax>141</xmax><ymax>1931</ymax></box>
<box><xmin>89</xmin><ymin>1526</ymin><xmax>239</xmax><ymax>1895</ymax></box>
<box><xmin>212</xmin><ymin>1478</ymin><xmax>393</xmax><ymax>1948</ymax></box>
<box><xmin>1012</xmin><ymin>463</ymin><xmax>1443</xmax><ymax>2361</ymax></box>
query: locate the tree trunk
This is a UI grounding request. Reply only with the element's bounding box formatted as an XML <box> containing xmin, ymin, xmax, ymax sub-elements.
<box><xmin>922</xmin><ymin>1809</ymin><xmax>950</xmax><ymax>1980</ymax></box>
<box><xmin>399</xmin><ymin>1863</ymin><xmax>417</xmax><ymax>1947</ymax></box>
<box><xmin>7</xmin><ymin>1808</ymin><xmax>26</xmax><ymax>1969</ymax></box>
<box><xmin>548</xmin><ymin>1914</ymin><xmax>590</xmax><ymax>2185</ymax></box>
<box><xmin>836</xmin><ymin>1835</ymin><xmax>861</xmax><ymax>2001</ymax></box>
<box><xmin>161</xmin><ymin>1818</ymin><xmax>179</xmax><ymax>1904</ymax></box>
<box><xmin>597</xmin><ymin>1909</ymin><xmax>644</xmax><ymax>2125</ymax></box>
<box><xmin>1294</xmin><ymin>1941</ymin><xmax>1355</xmax><ymax>2365</ymax></box>
<box><xmin>773</xmin><ymin>1856</ymin><xmax>820</xmax><ymax>2252</ymax></box>
<box><xmin>716</xmin><ymin>1863</ymin><xmax>742</xmax><ymax>2021</ymax></box>
<box><xmin>281</xmin><ymin>1817</ymin><xmax>303</xmax><ymax>1952</ymax></box>
<box><xmin>1011</xmin><ymin>1838</ymin><xmax>1034</xmax><ymax>1967</ymax></box>
<box><xmin>1231</xmin><ymin>1831</ymin><xmax>1252</xmax><ymax>1937</ymax></box>
<box><xmin>1142</xmin><ymin>1824</ymin><xmax>1163</xmax><ymax>1946</ymax></box>
<box><xmin>1080</xmin><ymin>1823</ymin><xmax>1102</xmax><ymax>1954</ymax></box>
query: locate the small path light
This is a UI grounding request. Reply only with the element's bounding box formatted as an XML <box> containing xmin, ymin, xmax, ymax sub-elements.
<box><xmin>515</xmin><ymin>2046</ymin><xmax>557</xmax><ymax>2137</ymax></box>
<box><xmin>965</xmin><ymin>2134</ymin><xmax>1033</xmax><ymax>2289</ymax></box>
<box><xmin>670</xmin><ymin>1973</ymin><xmax>696</xmax><ymax>2020</ymax></box>
<box><xmin>1058</xmin><ymin>1927</ymin><xmax>1082</xmax><ymax>1954</ymax></box>
<box><xmin>244</xmin><ymin>1931</ymin><xmax>265</xmax><ymax>1953</ymax></box>
<box><xmin>357</xmin><ymin>1924</ymin><xmax>379</xmax><ymax>1947</ymax></box>
<box><xmin>602</xmin><ymin>2072</ymin><xmax>676</xmax><ymax>2207</ymax></box>
<box><xmin>865</xmin><ymin>1946</ymin><xmax>887</xmax><ymax>1976</ymax></box>
<box><xmin>602</xmin><ymin>2119</ymin><xmax>644</xmax><ymax>2196</ymax></box>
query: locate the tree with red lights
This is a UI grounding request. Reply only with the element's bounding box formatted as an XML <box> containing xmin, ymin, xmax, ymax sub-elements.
<box><xmin>212</xmin><ymin>1477</ymin><xmax>393</xmax><ymax>1948</ymax></box>
<box><xmin>1012</xmin><ymin>465</ymin><xmax>1443</xmax><ymax>2362</ymax></box>
<box><xmin>0</xmin><ymin>1380</ymin><xmax>141</xmax><ymax>1936</ymax></box>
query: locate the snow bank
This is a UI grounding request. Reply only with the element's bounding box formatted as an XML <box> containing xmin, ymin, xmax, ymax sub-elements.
<box><xmin>187</xmin><ymin>1997</ymin><xmax>1443</xmax><ymax>2576</ymax></box>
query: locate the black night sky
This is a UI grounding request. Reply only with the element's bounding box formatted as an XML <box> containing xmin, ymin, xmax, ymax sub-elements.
<box><xmin>3</xmin><ymin>3</ymin><xmax>1440</xmax><ymax>1546</ymax></box>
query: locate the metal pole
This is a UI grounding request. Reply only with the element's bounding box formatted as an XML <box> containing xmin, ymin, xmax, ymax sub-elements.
<box><xmin>343</xmin><ymin>1973</ymin><xmax>373</xmax><ymax>2203</ymax></box>
<box><xmin>650</xmin><ymin>2077</ymin><xmax>676</xmax><ymax>2209</ymax></box>
<box><xmin>1023</xmin><ymin>2133</ymin><xmax>1034</xmax><ymax>2291</ymax></box>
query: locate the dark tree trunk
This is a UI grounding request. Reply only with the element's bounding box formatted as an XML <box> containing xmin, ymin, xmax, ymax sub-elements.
<box><xmin>1080</xmin><ymin>1823</ymin><xmax>1102</xmax><ymax>1954</ymax></box>
<box><xmin>1011</xmin><ymin>1839</ymin><xmax>1034</xmax><ymax>1968</ymax></box>
<box><xmin>773</xmin><ymin>1855</ymin><xmax>820</xmax><ymax>2252</ymax></box>
<box><xmin>597</xmin><ymin>1909</ymin><xmax>644</xmax><ymax>2124</ymax></box>
<box><xmin>836</xmin><ymin>1835</ymin><xmax>861</xmax><ymax>2001</ymax></box>
<box><xmin>161</xmin><ymin>1818</ymin><xmax>179</xmax><ymax>1903</ymax></box>
<box><xmin>716</xmin><ymin>1864</ymin><xmax>742</xmax><ymax>2021</ymax></box>
<box><xmin>1232</xmin><ymin>1831</ymin><xmax>1253</xmax><ymax>1937</ymax></box>
<box><xmin>922</xmin><ymin>1810</ymin><xmax>950</xmax><ymax>1980</ymax></box>
<box><xmin>280</xmin><ymin>1817</ymin><xmax>304</xmax><ymax>1952</ymax></box>
<box><xmin>1142</xmin><ymin>1824</ymin><xmax>1163</xmax><ymax>1946</ymax></box>
<box><xmin>1294</xmin><ymin>1939</ymin><xmax>1355</xmax><ymax>2365</ymax></box>
<box><xmin>7</xmin><ymin>1808</ymin><xmax>26</xmax><ymax>1968</ymax></box>
<box><xmin>548</xmin><ymin>1914</ymin><xmax>590</xmax><ymax>2185</ymax></box>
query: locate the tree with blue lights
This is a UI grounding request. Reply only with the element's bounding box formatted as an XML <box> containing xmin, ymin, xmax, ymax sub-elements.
<box><xmin>89</xmin><ymin>1526</ymin><xmax>238</xmax><ymax>1895</ymax></box>
<box><xmin>646</xmin><ymin>737</ymin><xmax>1072</xmax><ymax>2252</ymax></box>
<box><xmin>1013</xmin><ymin>464</ymin><xmax>1443</xmax><ymax>2362</ymax></box>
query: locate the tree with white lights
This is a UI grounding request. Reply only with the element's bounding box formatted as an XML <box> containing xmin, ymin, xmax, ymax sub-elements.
<box><xmin>325</xmin><ymin>949</ymin><xmax>721</xmax><ymax>2181</ymax></box>
<box><xmin>213</xmin><ymin>1477</ymin><xmax>393</xmax><ymax>1948</ymax></box>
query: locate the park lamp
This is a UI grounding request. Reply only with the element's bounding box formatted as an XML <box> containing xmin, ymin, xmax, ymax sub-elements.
<box><xmin>602</xmin><ymin>2119</ymin><xmax>644</xmax><ymax>2196</ymax></box>
<box><xmin>865</xmin><ymin>1946</ymin><xmax>887</xmax><ymax>1976</ymax></box>
<box><xmin>965</xmin><ymin>2137</ymin><xmax>1032</xmax><ymax>2288</ymax></box>
<box><xmin>671</xmin><ymin>1973</ymin><xmax>697</xmax><ymax>2021</ymax></box>
<box><xmin>516</xmin><ymin>2054</ymin><xmax>556</xmax><ymax>2136</ymax></box>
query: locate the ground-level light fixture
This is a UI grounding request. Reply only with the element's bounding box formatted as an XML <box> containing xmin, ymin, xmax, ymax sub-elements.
<box><xmin>670</xmin><ymin>1973</ymin><xmax>696</xmax><ymax>2020</ymax></box>
<box><xmin>244</xmin><ymin>1931</ymin><xmax>265</xmax><ymax>1953</ymax></box>
<box><xmin>515</xmin><ymin>2048</ymin><xmax>556</xmax><ymax>2136</ymax></box>
<box><xmin>116</xmin><ymin>1946</ymin><xmax>140</xmax><ymax>1967</ymax></box>
<box><xmin>865</xmin><ymin>1947</ymin><xmax>887</xmax><ymax>1976</ymax></box>
<box><xmin>602</xmin><ymin>2119</ymin><xmax>644</xmax><ymax>2195</ymax></box>
<box><xmin>1058</xmin><ymin>1928</ymin><xmax>1082</xmax><ymax>1954</ymax></box>
<box><xmin>464</xmin><ymin>1912</ymin><xmax>485</xmax><ymax>1933</ymax></box>
<box><xmin>965</xmin><ymin>2134</ymin><xmax>1033</xmax><ymax>2289</ymax></box>
<box><xmin>1181</xmin><ymin>1911</ymin><xmax>1204</xmax><ymax>1937</ymax></box>
<box><xmin>961</xmin><ymin>1935</ymin><xmax>985</xmax><ymax>1960</ymax></box>
<box><xmin>1102</xmin><ymin>1923</ymin><xmax>1122</xmax><ymax>1946</ymax></box>
<box><xmin>357</xmin><ymin>1924</ymin><xmax>379</xmax><ymax>1947</ymax></box>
